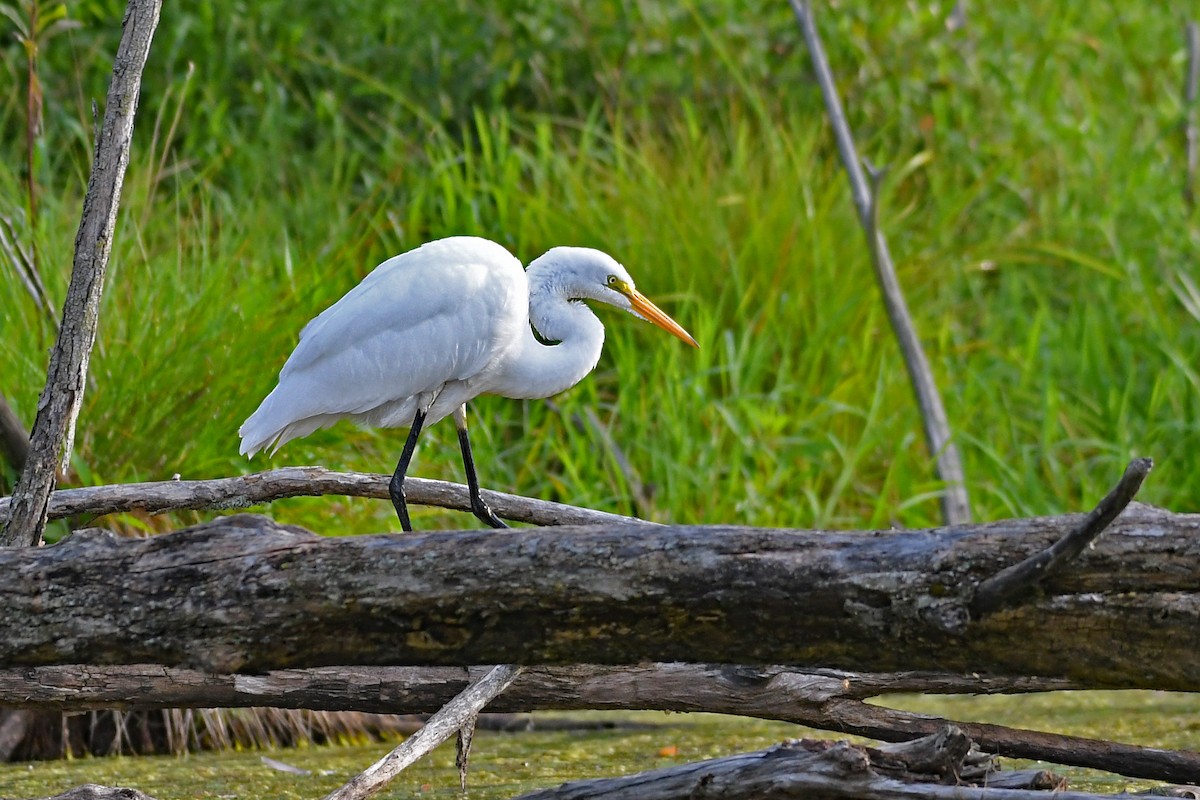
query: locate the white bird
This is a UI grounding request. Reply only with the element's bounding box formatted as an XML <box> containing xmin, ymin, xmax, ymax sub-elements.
<box><xmin>239</xmin><ymin>235</ymin><xmax>697</xmax><ymax>530</ymax></box>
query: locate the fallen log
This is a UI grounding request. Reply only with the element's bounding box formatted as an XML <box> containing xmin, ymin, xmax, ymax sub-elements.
<box><xmin>2</xmin><ymin>664</ymin><xmax>1196</xmax><ymax>784</ymax></box>
<box><xmin>0</xmin><ymin>499</ymin><xmax>1197</xmax><ymax>685</ymax></box>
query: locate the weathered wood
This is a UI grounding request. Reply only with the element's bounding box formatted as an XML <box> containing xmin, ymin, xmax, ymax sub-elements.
<box><xmin>512</xmin><ymin>727</ymin><xmax>1150</xmax><ymax>800</ymax></box>
<box><xmin>0</xmin><ymin>664</ymin><xmax>1082</xmax><ymax>713</ymax></box>
<box><xmin>0</xmin><ymin>506</ymin><xmax>1196</xmax><ymax>686</ymax></box>
<box><xmin>322</xmin><ymin>664</ymin><xmax>521</xmax><ymax>800</ymax></box>
<box><xmin>3</xmin><ymin>786</ymin><xmax>159</xmax><ymax>800</ymax></box>
<box><xmin>3</xmin><ymin>664</ymin><xmax>1194</xmax><ymax>784</ymax></box>
<box><xmin>2</xmin><ymin>0</ymin><xmax>161</xmax><ymax>548</ymax></box>
<box><xmin>0</xmin><ymin>467</ymin><xmax>656</xmax><ymax>528</ymax></box>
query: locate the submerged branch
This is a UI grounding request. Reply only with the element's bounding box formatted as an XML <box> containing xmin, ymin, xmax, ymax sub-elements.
<box><xmin>513</xmin><ymin>726</ymin><xmax>1164</xmax><ymax>800</ymax></box>
<box><xmin>322</xmin><ymin>664</ymin><xmax>521</xmax><ymax>800</ymax></box>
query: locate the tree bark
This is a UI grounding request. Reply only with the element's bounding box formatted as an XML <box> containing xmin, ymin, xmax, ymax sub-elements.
<box><xmin>1</xmin><ymin>0</ymin><xmax>161</xmax><ymax>548</ymax></box>
<box><xmin>2</xmin><ymin>664</ymin><xmax>1197</xmax><ymax>784</ymax></box>
<box><xmin>0</xmin><ymin>505</ymin><xmax>1196</xmax><ymax>686</ymax></box>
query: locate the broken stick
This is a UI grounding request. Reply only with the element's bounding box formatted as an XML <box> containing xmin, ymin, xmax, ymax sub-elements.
<box><xmin>321</xmin><ymin>664</ymin><xmax>521</xmax><ymax>800</ymax></box>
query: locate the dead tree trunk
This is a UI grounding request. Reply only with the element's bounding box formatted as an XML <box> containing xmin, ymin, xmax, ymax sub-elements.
<box><xmin>0</xmin><ymin>504</ymin><xmax>1196</xmax><ymax>686</ymax></box>
<box><xmin>1</xmin><ymin>0</ymin><xmax>161</xmax><ymax>548</ymax></box>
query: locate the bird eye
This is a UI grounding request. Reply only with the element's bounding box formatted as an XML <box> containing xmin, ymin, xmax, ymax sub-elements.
<box><xmin>606</xmin><ymin>275</ymin><xmax>618</xmax><ymax>286</ymax></box>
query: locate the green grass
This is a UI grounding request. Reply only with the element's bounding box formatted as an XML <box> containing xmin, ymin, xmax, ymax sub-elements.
<box><xmin>1</xmin><ymin>2</ymin><xmax>1199</xmax><ymax>533</ymax></box>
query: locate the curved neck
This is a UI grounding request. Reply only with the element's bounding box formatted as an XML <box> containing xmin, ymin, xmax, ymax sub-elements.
<box><xmin>489</xmin><ymin>261</ymin><xmax>605</xmax><ymax>399</ymax></box>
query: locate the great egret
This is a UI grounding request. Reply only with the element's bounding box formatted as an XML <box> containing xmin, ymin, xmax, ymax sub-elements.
<box><xmin>239</xmin><ymin>235</ymin><xmax>697</xmax><ymax>530</ymax></box>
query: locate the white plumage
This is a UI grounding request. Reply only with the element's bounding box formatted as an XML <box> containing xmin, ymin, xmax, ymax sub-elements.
<box><xmin>239</xmin><ymin>235</ymin><xmax>696</xmax><ymax>529</ymax></box>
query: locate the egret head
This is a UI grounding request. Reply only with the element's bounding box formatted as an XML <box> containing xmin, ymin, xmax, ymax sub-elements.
<box><xmin>536</xmin><ymin>246</ymin><xmax>698</xmax><ymax>348</ymax></box>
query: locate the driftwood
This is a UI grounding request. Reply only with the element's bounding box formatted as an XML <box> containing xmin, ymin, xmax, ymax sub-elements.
<box><xmin>2</xmin><ymin>664</ymin><xmax>1197</xmax><ymax>784</ymax></box>
<box><xmin>512</xmin><ymin>726</ymin><xmax>1169</xmax><ymax>800</ymax></box>
<box><xmin>322</xmin><ymin>664</ymin><xmax>521</xmax><ymax>800</ymax></box>
<box><xmin>790</xmin><ymin>0</ymin><xmax>971</xmax><ymax>525</ymax></box>
<box><xmin>2</xmin><ymin>0</ymin><xmax>161</xmax><ymax>548</ymax></box>
<box><xmin>0</xmin><ymin>467</ymin><xmax>656</xmax><ymax>528</ymax></box>
<box><xmin>1</xmin><ymin>472</ymin><xmax>1193</xmax><ymax>681</ymax></box>
<box><xmin>3</xmin><ymin>787</ymin><xmax>159</xmax><ymax>800</ymax></box>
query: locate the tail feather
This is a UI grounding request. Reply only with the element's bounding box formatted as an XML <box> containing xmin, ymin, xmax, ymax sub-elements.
<box><xmin>239</xmin><ymin>388</ymin><xmax>345</xmax><ymax>458</ymax></box>
<box><xmin>238</xmin><ymin>389</ymin><xmax>290</xmax><ymax>458</ymax></box>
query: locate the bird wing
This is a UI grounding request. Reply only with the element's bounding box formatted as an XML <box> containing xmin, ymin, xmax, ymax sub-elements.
<box><xmin>255</xmin><ymin>238</ymin><xmax>527</xmax><ymax>429</ymax></box>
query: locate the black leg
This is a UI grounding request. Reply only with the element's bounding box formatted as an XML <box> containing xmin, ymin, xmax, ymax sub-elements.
<box><xmin>389</xmin><ymin>409</ymin><xmax>426</xmax><ymax>531</ymax></box>
<box><xmin>454</xmin><ymin>405</ymin><xmax>508</xmax><ymax>529</ymax></box>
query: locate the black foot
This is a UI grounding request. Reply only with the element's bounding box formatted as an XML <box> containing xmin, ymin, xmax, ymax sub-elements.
<box><xmin>389</xmin><ymin>472</ymin><xmax>412</xmax><ymax>532</ymax></box>
<box><xmin>470</xmin><ymin>496</ymin><xmax>509</xmax><ymax>529</ymax></box>
<box><xmin>390</xmin><ymin>409</ymin><xmax>427</xmax><ymax>533</ymax></box>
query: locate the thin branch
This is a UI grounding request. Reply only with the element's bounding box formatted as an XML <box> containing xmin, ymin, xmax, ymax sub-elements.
<box><xmin>321</xmin><ymin>664</ymin><xmax>521</xmax><ymax>800</ymax></box>
<box><xmin>972</xmin><ymin>458</ymin><xmax>1152</xmax><ymax>615</ymax></box>
<box><xmin>0</xmin><ymin>393</ymin><xmax>30</xmax><ymax>478</ymax></box>
<box><xmin>1185</xmin><ymin>20</ymin><xmax>1199</xmax><ymax>209</ymax></box>
<box><xmin>548</xmin><ymin>399</ymin><xmax>652</xmax><ymax>516</ymax></box>
<box><xmin>5</xmin><ymin>663</ymin><xmax>1197</xmax><ymax>784</ymax></box>
<box><xmin>789</xmin><ymin>0</ymin><xmax>971</xmax><ymax>525</ymax></box>
<box><xmin>0</xmin><ymin>467</ymin><xmax>660</xmax><ymax>528</ymax></box>
<box><xmin>0</xmin><ymin>210</ymin><xmax>56</xmax><ymax>327</ymax></box>
<box><xmin>2</xmin><ymin>0</ymin><xmax>162</xmax><ymax>548</ymax></box>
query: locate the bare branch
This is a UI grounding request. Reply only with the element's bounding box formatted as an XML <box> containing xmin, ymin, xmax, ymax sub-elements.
<box><xmin>1185</xmin><ymin>20</ymin><xmax>1199</xmax><ymax>209</ymax></box>
<box><xmin>2</xmin><ymin>0</ymin><xmax>162</xmax><ymax>548</ymax></box>
<box><xmin>6</xmin><ymin>663</ymin><xmax>1199</xmax><ymax>783</ymax></box>
<box><xmin>0</xmin><ymin>393</ymin><xmax>29</xmax><ymax>477</ymax></box>
<box><xmin>0</xmin><ymin>467</ymin><xmax>659</xmax><ymax>528</ymax></box>
<box><xmin>789</xmin><ymin>0</ymin><xmax>971</xmax><ymax>525</ymax></box>
<box><xmin>0</xmin><ymin>663</ymin><xmax>1080</xmax><ymax>712</ymax></box>
<box><xmin>973</xmin><ymin>458</ymin><xmax>1152</xmax><ymax>615</ymax></box>
<box><xmin>321</xmin><ymin>664</ymin><xmax>521</xmax><ymax>800</ymax></box>
<box><xmin>0</xmin><ymin>210</ymin><xmax>55</xmax><ymax>327</ymax></box>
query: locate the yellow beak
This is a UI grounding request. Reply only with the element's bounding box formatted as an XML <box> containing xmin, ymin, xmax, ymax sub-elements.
<box><xmin>628</xmin><ymin>289</ymin><xmax>699</xmax><ymax>348</ymax></box>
